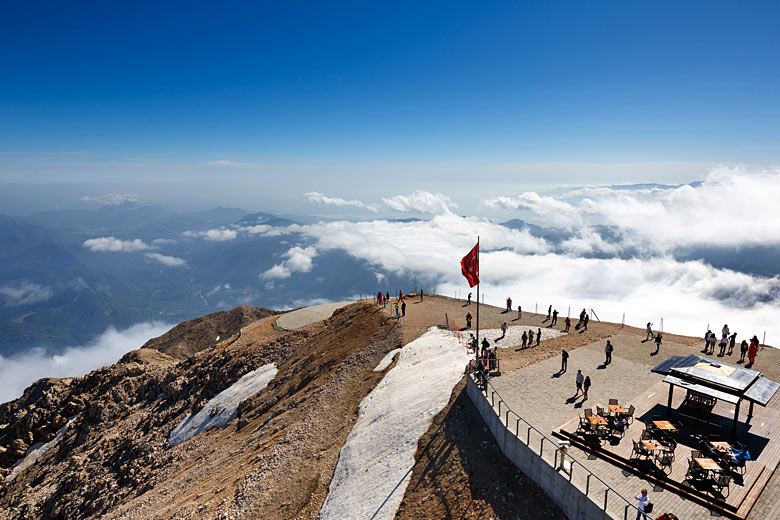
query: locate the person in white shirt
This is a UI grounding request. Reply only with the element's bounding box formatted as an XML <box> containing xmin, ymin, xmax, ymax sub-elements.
<box><xmin>635</xmin><ymin>488</ymin><xmax>649</xmax><ymax>519</ymax></box>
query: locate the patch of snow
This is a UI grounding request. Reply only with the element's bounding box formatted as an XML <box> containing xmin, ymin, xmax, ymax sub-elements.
<box><xmin>373</xmin><ymin>348</ymin><xmax>401</xmax><ymax>372</ymax></box>
<box><xmin>5</xmin><ymin>413</ymin><xmax>82</xmax><ymax>482</ymax></box>
<box><xmin>167</xmin><ymin>363</ymin><xmax>277</xmax><ymax>448</ymax></box>
<box><xmin>318</xmin><ymin>327</ymin><xmax>468</xmax><ymax>520</ymax></box>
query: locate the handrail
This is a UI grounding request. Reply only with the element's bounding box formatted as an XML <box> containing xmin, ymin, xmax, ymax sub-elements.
<box><xmin>468</xmin><ymin>362</ymin><xmax>640</xmax><ymax>519</ymax></box>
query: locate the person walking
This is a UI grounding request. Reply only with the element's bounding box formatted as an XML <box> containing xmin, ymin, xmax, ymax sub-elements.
<box><xmin>546</xmin><ymin>305</ymin><xmax>552</xmax><ymax>321</ymax></box>
<box><xmin>583</xmin><ymin>375</ymin><xmax>591</xmax><ymax>401</ymax></box>
<box><xmin>500</xmin><ymin>321</ymin><xmax>507</xmax><ymax>339</ymax></box>
<box><xmin>467</xmin><ymin>292</ymin><xmax>472</xmax><ymax>305</ymax></box>
<box><xmin>564</xmin><ymin>316</ymin><xmax>571</xmax><ymax>333</ymax></box>
<box><xmin>575</xmin><ymin>370</ymin><xmax>584</xmax><ymax>396</ymax></box>
<box><xmin>536</xmin><ymin>328</ymin><xmax>541</xmax><ymax>346</ymax></box>
<box><xmin>645</xmin><ymin>323</ymin><xmax>654</xmax><ymax>342</ymax></box>
<box><xmin>635</xmin><ymin>489</ymin><xmax>650</xmax><ymax>520</ymax></box>
<box><xmin>605</xmin><ymin>340</ymin><xmax>613</xmax><ymax>365</ymax></box>
<box><xmin>561</xmin><ymin>349</ymin><xmax>569</xmax><ymax>372</ymax></box>
<box><xmin>401</xmin><ymin>300</ymin><xmax>406</xmax><ymax>317</ymax></box>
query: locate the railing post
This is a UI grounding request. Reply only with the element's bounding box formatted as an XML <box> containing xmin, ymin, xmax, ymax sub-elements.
<box><xmin>540</xmin><ymin>437</ymin><xmax>544</xmax><ymax>456</ymax></box>
<box><xmin>624</xmin><ymin>504</ymin><xmax>630</xmax><ymax>520</ymax></box>
<box><xmin>604</xmin><ymin>489</ymin><xmax>609</xmax><ymax>511</ymax></box>
<box><xmin>515</xmin><ymin>418</ymin><xmax>520</xmax><ymax>436</ymax></box>
<box><xmin>498</xmin><ymin>400</ymin><xmax>502</xmax><ymax>417</ymax></box>
<box><xmin>491</xmin><ymin>391</ymin><xmax>495</xmax><ymax>407</ymax></box>
<box><xmin>586</xmin><ymin>473</ymin><xmax>590</xmax><ymax>492</ymax></box>
<box><xmin>527</xmin><ymin>426</ymin><xmax>531</xmax><ymax>445</ymax></box>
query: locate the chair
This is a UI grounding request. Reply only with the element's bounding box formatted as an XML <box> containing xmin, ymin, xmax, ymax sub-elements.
<box><xmin>632</xmin><ymin>439</ymin><xmax>651</xmax><ymax>460</ymax></box>
<box><xmin>596</xmin><ymin>405</ymin><xmax>606</xmax><ymax>417</ymax></box>
<box><xmin>624</xmin><ymin>404</ymin><xmax>636</xmax><ymax>424</ymax></box>
<box><xmin>656</xmin><ymin>451</ymin><xmax>674</xmax><ymax>473</ymax></box>
<box><xmin>686</xmin><ymin>459</ymin><xmax>706</xmax><ymax>481</ymax></box>
<box><xmin>641</xmin><ymin>430</ymin><xmax>654</xmax><ymax>441</ymax></box>
<box><xmin>577</xmin><ymin>415</ymin><xmax>592</xmax><ymax>434</ymax></box>
<box><xmin>691</xmin><ymin>450</ymin><xmax>703</xmax><ymax>459</ymax></box>
<box><xmin>609</xmin><ymin>398</ymin><xmax>619</xmax><ymax>406</ymax></box>
<box><xmin>714</xmin><ymin>474</ymin><xmax>731</xmax><ymax>496</ymax></box>
<box><xmin>584</xmin><ymin>408</ymin><xmax>593</xmax><ymax>417</ymax></box>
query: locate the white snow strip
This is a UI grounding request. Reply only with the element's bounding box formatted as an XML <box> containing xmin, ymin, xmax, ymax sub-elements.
<box><xmin>318</xmin><ymin>327</ymin><xmax>469</xmax><ymax>520</ymax></box>
<box><xmin>471</xmin><ymin>325</ymin><xmax>563</xmax><ymax>350</ymax></box>
<box><xmin>5</xmin><ymin>413</ymin><xmax>81</xmax><ymax>482</ymax></box>
<box><xmin>167</xmin><ymin>363</ymin><xmax>277</xmax><ymax>447</ymax></box>
<box><xmin>373</xmin><ymin>348</ymin><xmax>401</xmax><ymax>372</ymax></box>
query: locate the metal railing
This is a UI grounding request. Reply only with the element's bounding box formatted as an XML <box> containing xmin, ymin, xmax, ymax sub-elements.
<box><xmin>468</xmin><ymin>363</ymin><xmax>641</xmax><ymax>520</ymax></box>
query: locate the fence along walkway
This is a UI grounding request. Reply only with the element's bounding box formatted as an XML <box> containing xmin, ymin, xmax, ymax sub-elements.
<box><xmin>468</xmin><ymin>365</ymin><xmax>642</xmax><ymax>520</ymax></box>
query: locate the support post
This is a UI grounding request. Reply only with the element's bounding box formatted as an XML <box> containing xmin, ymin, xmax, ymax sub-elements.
<box><xmin>748</xmin><ymin>400</ymin><xmax>754</xmax><ymax>424</ymax></box>
<box><xmin>732</xmin><ymin>399</ymin><xmax>741</xmax><ymax>438</ymax></box>
<box><xmin>667</xmin><ymin>384</ymin><xmax>674</xmax><ymax>415</ymax></box>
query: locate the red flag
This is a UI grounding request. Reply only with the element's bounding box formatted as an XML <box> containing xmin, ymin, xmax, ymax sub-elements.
<box><xmin>460</xmin><ymin>243</ymin><xmax>479</xmax><ymax>287</ymax></box>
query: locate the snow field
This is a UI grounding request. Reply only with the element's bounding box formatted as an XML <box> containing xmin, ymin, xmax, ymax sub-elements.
<box><xmin>317</xmin><ymin>327</ymin><xmax>469</xmax><ymax>520</ymax></box>
<box><xmin>167</xmin><ymin>363</ymin><xmax>277</xmax><ymax>447</ymax></box>
<box><xmin>6</xmin><ymin>413</ymin><xmax>82</xmax><ymax>482</ymax></box>
<box><xmin>373</xmin><ymin>348</ymin><xmax>401</xmax><ymax>372</ymax></box>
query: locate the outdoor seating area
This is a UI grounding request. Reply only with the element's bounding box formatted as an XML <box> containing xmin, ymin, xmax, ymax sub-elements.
<box><xmin>554</xmin><ymin>378</ymin><xmax>780</xmax><ymax>519</ymax></box>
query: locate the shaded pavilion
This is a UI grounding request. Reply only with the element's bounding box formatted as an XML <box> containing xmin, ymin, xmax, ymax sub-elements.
<box><xmin>651</xmin><ymin>354</ymin><xmax>780</xmax><ymax>437</ymax></box>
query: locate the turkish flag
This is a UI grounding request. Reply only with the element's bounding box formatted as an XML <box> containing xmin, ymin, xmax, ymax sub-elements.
<box><xmin>460</xmin><ymin>243</ymin><xmax>479</xmax><ymax>287</ymax></box>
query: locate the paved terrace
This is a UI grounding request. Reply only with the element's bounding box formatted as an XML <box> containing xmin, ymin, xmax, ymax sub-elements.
<box><xmin>490</xmin><ymin>332</ymin><xmax>780</xmax><ymax>519</ymax></box>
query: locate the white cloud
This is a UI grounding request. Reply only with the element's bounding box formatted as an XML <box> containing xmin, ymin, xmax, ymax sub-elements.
<box><xmin>260</xmin><ymin>246</ymin><xmax>318</xmax><ymax>280</ymax></box>
<box><xmin>83</xmin><ymin>236</ymin><xmax>150</xmax><ymax>252</ymax></box>
<box><xmin>274</xmin><ymin>212</ymin><xmax>779</xmax><ymax>343</ymax></box>
<box><xmin>0</xmin><ymin>322</ymin><xmax>171</xmax><ymax>404</ymax></box>
<box><xmin>80</xmin><ymin>193</ymin><xmax>141</xmax><ymax>205</ymax></box>
<box><xmin>482</xmin><ymin>192</ymin><xmax>584</xmax><ymax>228</ymax></box>
<box><xmin>382</xmin><ymin>191</ymin><xmax>457</xmax><ymax>215</ymax></box>
<box><xmin>182</xmin><ymin>228</ymin><xmax>238</xmax><ymax>241</ymax></box>
<box><xmin>305</xmin><ymin>192</ymin><xmax>379</xmax><ymax>212</ymax></box>
<box><xmin>0</xmin><ymin>282</ymin><xmax>54</xmax><ymax>306</ymax></box>
<box><xmin>204</xmin><ymin>160</ymin><xmax>254</xmax><ymax>167</ymax></box>
<box><xmin>152</xmin><ymin>238</ymin><xmax>177</xmax><ymax>245</ymax></box>
<box><xmin>145</xmin><ymin>252</ymin><xmax>187</xmax><ymax>267</ymax></box>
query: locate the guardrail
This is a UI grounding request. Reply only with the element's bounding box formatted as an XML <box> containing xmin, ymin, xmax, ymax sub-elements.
<box><xmin>468</xmin><ymin>362</ymin><xmax>642</xmax><ymax>520</ymax></box>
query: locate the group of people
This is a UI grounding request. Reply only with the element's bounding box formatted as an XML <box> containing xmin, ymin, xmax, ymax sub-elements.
<box><xmin>703</xmin><ymin>325</ymin><xmax>761</xmax><ymax>365</ymax></box>
<box><xmin>376</xmin><ymin>290</ymin><xmax>412</xmax><ymax>320</ymax></box>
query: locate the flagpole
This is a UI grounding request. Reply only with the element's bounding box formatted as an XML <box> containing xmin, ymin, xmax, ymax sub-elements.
<box><xmin>476</xmin><ymin>236</ymin><xmax>480</xmax><ymax>355</ymax></box>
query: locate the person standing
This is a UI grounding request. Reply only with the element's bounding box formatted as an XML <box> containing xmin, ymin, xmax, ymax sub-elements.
<box><xmin>386</xmin><ymin>291</ymin><xmax>390</xmax><ymax>305</ymax></box>
<box><xmin>481</xmin><ymin>337</ymin><xmax>490</xmax><ymax>358</ymax></box>
<box><xmin>635</xmin><ymin>489</ymin><xmax>650</xmax><ymax>520</ymax></box>
<box><xmin>564</xmin><ymin>316</ymin><xmax>571</xmax><ymax>333</ymax></box>
<box><xmin>645</xmin><ymin>323</ymin><xmax>654</xmax><ymax>342</ymax></box>
<box><xmin>575</xmin><ymin>370</ymin><xmax>584</xmax><ymax>396</ymax></box>
<box><xmin>728</xmin><ymin>332</ymin><xmax>737</xmax><ymax>355</ymax></box>
<box><xmin>500</xmin><ymin>321</ymin><xmax>507</xmax><ymax>338</ymax></box>
<box><xmin>739</xmin><ymin>339</ymin><xmax>749</xmax><ymax>363</ymax></box>
<box><xmin>708</xmin><ymin>333</ymin><xmax>717</xmax><ymax>354</ymax></box>
<box><xmin>719</xmin><ymin>334</ymin><xmax>728</xmax><ymax>356</ymax></box>
<box><xmin>517</xmin><ymin>305</ymin><xmax>522</xmax><ymax>320</ymax></box>
<box><xmin>582</xmin><ymin>314</ymin><xmax>589</xmax><ymax>331</ymax></box>
<box><xmin>561</xmin><ymin>349</ymin><xmax>569</xmax><ymax>372</ymax></box>
<box><xmin>467</xmin><ymin>292</ymin><xmax>472</xmax><ymax>305</ymax></box>
<box><xmin>551</xmin><ymin>309</ymin><xmax>558</xmax><ymax>326</ymax></box>
<box><xmin>419</xmin><ymin>290</ymin><xmax>423</xmax><ymax>302</ymax></box>
<box><xmin>654</xmin><ymin>332</ymin><xmax>662</xmax><ymax>353</ymax></box>
<box><xmin>546</xmin><ymin>305</ymin><xmax>552</xmax><ymax>321</ymax></box>
<box><xmin>748</xmin><ymin>338</ymin><xmax>758</xmax><ymax>365</ymax></box>
<box><xmin>506</xmin><ymin>297</ymin><xmax>512</xmax><ymax>312</ymax></box>
<box><xmin>583</xmin><ymin>375</ymin><xmax>591</xmax><ymax>401</ymax></box>
<box><xmin>394</xmin><ymin>302</ymin><xmax>400</xmax><ymax>319</ymax></box>
<box><xmin>605</xmin><ymin>340</ymin><xmax>613</xmax><ymax>365</ymax></box>
<box><xmin>536</xmin><ymin>328</ymin><xmax>541</xmax><ymax>346</ymax></box>
<box><xmin>401</xmin><ymin>300</ymin><xmax>406</xmax><ymax>317</ymax></box>
<box><xmin>466</xmin><ymin>312</ymin><xmax>472</xmax><ymax>329</ymax></box>
<box><xmin>522</xmin><ymin>331</ymin><xmax>528</xmax><ymax>348</ymax></box>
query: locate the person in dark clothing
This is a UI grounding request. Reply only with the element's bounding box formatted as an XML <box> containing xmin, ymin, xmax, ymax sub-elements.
<box><xmin>739</xmin><ymin>339</ymin><xmax>749</xmax><ymax>363</ymax></box>
<box><xmin>467</xmin><ymin>292</ymin><xmax>472</xmax><ymax>305</ymax></box>
<box><xmin>654</xmin><ymin>333</ymin><xmax>662</xmax><ymax>354</ymax></box>
<box><xmin>564</xmin><ymin>316</ymin><xmax>571</xmax><ymax>333</ymax></box>
<box><xmin>605</xmin><ymin>340</ymin><xmax>613</xmax><ymax>364</ymax></box>
<box><xmin>419</xmin><ymin>290</ymin><xmax>423</xmax><ymax>302</ymax></box>
<box><xmin>481</xmin><ymin>337</ymin><xmax>490</xmax><ymax>357</ymax></box>
<box><xmin>728</xmin><ymin>332</ymin><xmax>737</xmax><ymax>355</ymax></box>
<box><xmin>536</xmin><ymin>328</ymin><xmax>541</xmax><ymax>346</ymax></box>
<box><xmin>466</xmin><ymin>312</ymin><xmax>472</xmax><ymax>328</ymax></box>
<box><xmin>561</xmin><ymin>349</ymin><xmax>569</xmax><ymax>372</ymax></box>
<box><xmin>582</xmin><ymin>314</ymin><xmax>589</xmax><ymax>331</ymax></box>
<box><xmin>522</xmin><ymin>331</ymin><xmax>528</xmax><ymax>348</ymax></box>
<box><xmin>583</xmin><ymin>376</ymin><xmax>591</xmax><ymax>401</ymax></box>
<box><xmin>401</xmin><ymin>301</ymin><xmax>406</xmax><ymax>317</ymax></box>
<box><xmin>551</xmin><ymin>309</ymin><xmax>558</xmax><ymax>326</ymax></box>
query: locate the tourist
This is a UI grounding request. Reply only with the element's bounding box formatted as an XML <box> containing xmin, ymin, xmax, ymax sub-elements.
<box><xmin>728</xmin><ymin>332</ymin><xmax>737</xmax><ymax>355</ymax></box>
<box><xmin>583</xmin><ymin>375</ymin><xmax>591</xmax><ymax>401</ymax></box>
<box><xmin>500</xmin><ymin>321</ymin><xmax>507</xmax><ymax>338</ymax></box>
<box><xmin>748</xmin><ymin>338</ymin><xmax>758</xmax><ymax>365</ymax></box>
<box><xmin>394</xmin><ymin>302</ymin><xmax>400</xmax><ymax>319</ymax></box>
<box><xmin>401</xmin><ymin>300</ymin><xmax>406</xmax><ymax>317</ymax></box>
<box><xmin>522</xmin><ymin>331</ymin><xmax>528</xmax><ymax>348</ymax></box>
<box><xmin>575</xmin><ymin>370</ymin><xmax>584</xmax><ymax>396</ymax></box>
<box><xmin>546</xmin><ymin>305</ymin><xmax>552</xmax><ymax>321</ymax></box>
<box><xmin>704</xmin><ymin>329</ymin><xmax>712</xmax><ymax>348</ymax></box>
<box><xmin>466</xmin><ymin>312</ymin><xmax>472</xmax><ymax>329</ymax></box>
<box><xmin>708</xmin><ymin>333</ymin><xmax>717</xmax><ymax>355</ymax></box>
<box><xmin>536</xmin><ymin>328</ymin><xmax>541</xmax><ymax>346</ymax></box>
<box><xmin>605</xmin><ymin>340</ymin><xmax>613</xmax><ymax>365</ymax></box>
<box><xmin>419</xmin><ymin>290</ymin><xmax>423</xmax><ymax>302</ymax></box>
<box><xmin>481</xmin><ymin>337</ymin><xmax>490</xmax><ymax>357</ymax></box>
<box><xmin>506</xmin><ymin>297</ymin><xmax>512</xmax><ymax>312</ymax></box>
<box><xmin>582</xmin><ymin>313</ymin><xmax>589</xmax><ymax>331</ymax></box>
<box><xmin>469</xmin><ymin>334</ymin><xmax>477</xmax><ymax>354</ymax></box>
<box><xmin>564</xmin><ymin>316</ymin><xmax>571</xmax><ymax>333</ymax></box>
<box><xmin>719</xmin><ymin>334</ymin><xmax>728</xmax><ymax>356</ymax></box>
<box><xmin>722</xmin><ymin>323</ymin><xmax>730</xmax><ymax>339</ymax></box>
<box><xmin>635</xmin><ymin>489</ymin><xmax>650</xmax><ymax>519</ymax></box>
<box><xmin>645</xmin><ymin>322</ymin><xmax>654</xmax><ymax>342</ymax></box>
<box><xmin>739</xmin><ymin>339</ymin><xmax>749</xmax><ymax>363</ymax></box>
<box><xmin>551</xmin><ymin>309</ymin><xmax>558</xmax><ymax>326</ymax></box>
<box><xmin>467</xmin><ymin>292</ymin><xmax>472</xmax><ymax>305</ymax></box>
<box><xmin>561</xmin><ymin>349</ymin><xmax>568</xmax><ymax>373</ymax></box>
<box><xmin>517</xmin><ymin>305</ymin><xmax>522</xmax><ymax>320</ymax></box>
<box><xmin>654</xmin><ymin>332</ymin><xmax>662</xmax><ymax>353</ymax></box>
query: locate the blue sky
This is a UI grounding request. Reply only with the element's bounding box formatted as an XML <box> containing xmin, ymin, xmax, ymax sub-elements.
<box><xmin>1</xmin><ymin>1</ymin><xmax>779</xmax><ymax>211</ymax></box>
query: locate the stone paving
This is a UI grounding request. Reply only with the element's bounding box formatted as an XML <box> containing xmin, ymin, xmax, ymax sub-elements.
<box><xmin>490</xmin><ymin>332</ymin><xmax>780</xmax><ymax>519</ymax></box>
